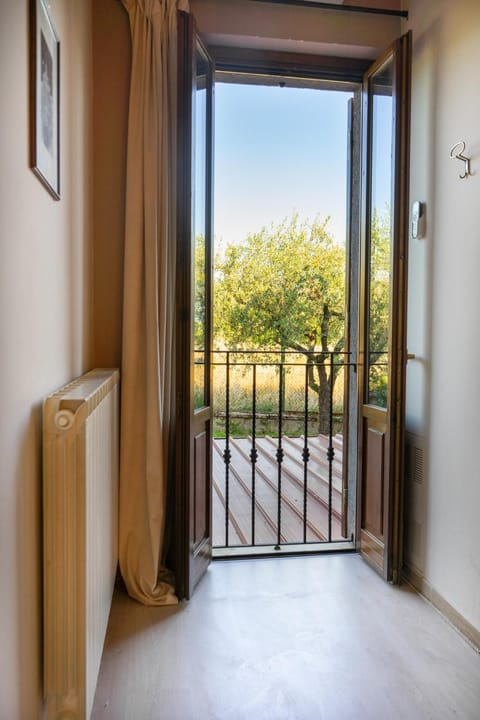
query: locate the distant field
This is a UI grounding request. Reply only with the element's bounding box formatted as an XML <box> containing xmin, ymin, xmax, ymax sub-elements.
<box><xmin>212</xmin><ymin>361</ymin><xmax>346</xmax><ymax>438</ymax></box>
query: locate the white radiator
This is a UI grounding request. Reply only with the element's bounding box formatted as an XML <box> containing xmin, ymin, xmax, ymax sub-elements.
<box><xmin>43</xmin><ymin>369</ymin><xmax>120</xmax><ymax>720</ymax></box>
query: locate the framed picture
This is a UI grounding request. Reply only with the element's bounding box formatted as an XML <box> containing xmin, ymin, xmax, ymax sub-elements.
<box><xmin>30</xmin><ymin>0</ymin><xmax>60</xmax><ymax>199</ymax></box>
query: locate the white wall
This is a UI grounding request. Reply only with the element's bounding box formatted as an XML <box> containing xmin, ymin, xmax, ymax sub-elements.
<box><xmin>404</xmin><ymin>0</ymin><xmax>480</xmax><ymax>633</ymax></box>
<box><xmin>0</xmin><ymin>1</ymin><xmax>93</xmax><ymax>717</ymax></box>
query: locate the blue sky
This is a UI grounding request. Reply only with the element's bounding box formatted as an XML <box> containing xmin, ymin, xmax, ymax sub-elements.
<box><xmin>214</xmin><ymin>81</ymin><xmax>354</xmax><ymax>251</ymax></box>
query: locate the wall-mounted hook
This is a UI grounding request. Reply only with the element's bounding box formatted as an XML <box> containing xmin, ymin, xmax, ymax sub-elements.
<box><xmin>450</xmin><ymin>140</ymin><xmax>472</xmax><ymax>179</ymax></box>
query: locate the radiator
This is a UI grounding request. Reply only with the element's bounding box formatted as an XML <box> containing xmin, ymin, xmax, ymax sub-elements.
<box><xmin>43</xmin><ymin>369</ymin><xmax>120</xmax><ymax>720</ymax></box>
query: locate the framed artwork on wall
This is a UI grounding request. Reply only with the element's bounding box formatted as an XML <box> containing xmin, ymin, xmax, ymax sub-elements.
<box><xmin>30</xmin><ymin>0</ymin><xmax>60</xmax><ymax>200</ymax></box>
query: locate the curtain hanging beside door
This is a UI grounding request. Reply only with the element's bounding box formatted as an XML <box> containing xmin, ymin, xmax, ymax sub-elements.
<box><xmin>118</xmin><ymin>0</ymin><xmax>188</xmax><ymax>606</ymax></box>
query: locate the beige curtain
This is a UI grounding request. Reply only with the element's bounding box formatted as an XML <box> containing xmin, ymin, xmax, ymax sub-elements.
<box><xmin>119</xmin><ymin>0</ymin><xmax>188</xmax><ymax>605</ymax></box>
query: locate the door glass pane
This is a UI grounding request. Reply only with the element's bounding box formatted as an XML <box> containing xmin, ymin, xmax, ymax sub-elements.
<box><xmin>367</xmin><ymin>58</ymin><xmax>393</xmax><ymax>408</ymax></box>
<box><xmin>193</xmin><ymin>50</ymin><xmax>207</xmax><ymax>409</ymax></box>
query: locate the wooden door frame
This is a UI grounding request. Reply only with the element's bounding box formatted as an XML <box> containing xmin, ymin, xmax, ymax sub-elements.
<box><xmin>174</xmin><ymin>9</ymin><xmax>194</xmax><ymax>601</ymax></box>
<box><xmin>209</xmin><ymin>60</ymin><xmax>364</xmax><ymax>550</ymax></box>
<box><xmin>174</xmin><ymin>12</ymin><xmax>214</xmax><ymax>600</ymax></box>
<box><xmin>356</xmin><ymin>33</ymin><xmax>411</xmax><ymax>582</ymax></box>
<box><xmin>172</xmin><ymin>29</ymin><xmax>410</xmax><ymax>589</ymax></box>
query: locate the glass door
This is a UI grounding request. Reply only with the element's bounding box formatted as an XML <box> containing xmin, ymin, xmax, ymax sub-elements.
<box><xmin>175</xmin><ymin>12</ymin><xmax>214</xmax><ymax>599</ymax></box>
<box><xmin>358</xmin><ymin>33</ymin><xmax>411</xmax><ymax>582</ymax></box>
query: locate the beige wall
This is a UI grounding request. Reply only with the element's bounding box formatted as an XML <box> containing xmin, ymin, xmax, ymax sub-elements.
<box><xmin>8</xmin><ymin>0</ymin><xmax>479</xmax><ymax>715</ymax></box>
<box><xmin>0</xmin><ymin>1</ymin><xmax>93</xmax><ymax>717</ymax></box>
<box><xmin>191</xmin><ymin>0</ymin><xmax>401</xmax><ymax>58</ymax></box>
<box><xmin>22</xmin><ymin>7</ymin><xmax>475</xmax><ymax>715</ymax></box>
<box><xmin>404</xmin><ymin>0</ymin><xmax>480</xmax><ymax>633</ymax></box>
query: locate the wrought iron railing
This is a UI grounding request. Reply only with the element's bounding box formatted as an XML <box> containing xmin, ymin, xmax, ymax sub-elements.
<box><xmin>211</xmin><ymin>349</ymin><xmax>356</xmax><ymax>554</ymax></box>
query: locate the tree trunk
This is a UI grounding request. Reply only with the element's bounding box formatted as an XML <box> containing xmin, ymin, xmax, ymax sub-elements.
<box><xmin>306</xmin><ymin>357</ymin><xmax>331</xmax><ymax>435</ymax></box>
<box><xmin>294</xmin><ymin>297</ymin><xmax>344</xmax><ymax>437</ymax></box>
<box><xmin>316</xmin><ymin>360</ymin><xmax>331</xmax><ymax>436</ymax></box>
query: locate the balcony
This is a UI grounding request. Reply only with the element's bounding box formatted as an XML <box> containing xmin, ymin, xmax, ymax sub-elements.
<box><xmin>211</xmin><ymin>350</ymin><xmax>355</xmax><ymax>556</ymax></box>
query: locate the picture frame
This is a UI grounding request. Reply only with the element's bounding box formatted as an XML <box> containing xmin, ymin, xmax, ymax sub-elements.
<box><xmin>30</xmin><ymin>0</ymin><xmax>60</xmax><ymax>200</ymax></box>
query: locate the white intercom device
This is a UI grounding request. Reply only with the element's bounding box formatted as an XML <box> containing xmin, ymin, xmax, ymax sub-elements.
<box><xmin>411</xmin><ymin>200</ymin><xmax>425</xmax><ymax>239</ymax></box>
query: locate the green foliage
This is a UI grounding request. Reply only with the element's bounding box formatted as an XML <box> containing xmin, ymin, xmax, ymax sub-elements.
<box><xmin>367</xmin><ymin>208</ymin><xmax>391</xmax><ymax>407</ymax></box>
<box><xmin>213</xmin><ymin>209</ymin><xmax>392</xmax><ymax>428</ymax></box>
<box><xmin>214</xmin><ymin>214</ymin><xmax>346</xmax><ymax>433</ymax></box>
<box><xmin>193</xmin><ymin>235</ymin><xmax>207</xmax><ymax>409</ymax></box>
<box><xmin>214</xmin><ymin>214</ymin><xmax>345</xmax><ymax>354</ymax></box>
<box><xmin>194</xmin><ymin>234</ymin><xmax>206</xmax><ymax>350</ymax></box>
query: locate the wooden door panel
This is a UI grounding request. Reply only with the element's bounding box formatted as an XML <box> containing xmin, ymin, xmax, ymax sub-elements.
<box><xmin>193</xmin><ymin>429</ymin><xmax>208</xmax><ymax>546</ymax></box>
<box><xmin>362</xmin><ymin>422</ymin><xmax>385</xmax><ymax>539</ymax></box>
<box><xmin>360</xmin><ymin>408</ymin><xmax>388</xmax><ymax>575</ymax></box>
<box><xmin>360</xmin><ymin>529</ymin><xmax>384</xmax><ymax>574</ymax></box>
<box><xmin>191</xmin><ymin>417</ymin><xmax>211</xmax><ymax>592</ymax></box>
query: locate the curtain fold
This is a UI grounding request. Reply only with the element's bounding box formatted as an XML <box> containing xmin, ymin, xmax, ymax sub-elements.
<box><xmin>119</xmin><ymin>0</ymin><xmax>188</xmax><ymax>606</ymax></box>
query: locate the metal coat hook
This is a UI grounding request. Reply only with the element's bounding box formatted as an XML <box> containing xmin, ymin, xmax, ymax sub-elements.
<box><xmin>450</xmin><ymin>140</ymin><xmax>472</xmax><ymax>179</ymax></box>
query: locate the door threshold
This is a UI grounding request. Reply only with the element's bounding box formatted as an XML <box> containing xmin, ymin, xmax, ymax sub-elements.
<box><xmin>212</xmin><ymin>540</ymin><xmax>356</xmax><ymax>560</ymax></box>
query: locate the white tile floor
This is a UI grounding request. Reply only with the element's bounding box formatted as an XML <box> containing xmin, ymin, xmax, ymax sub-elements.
<box><xmin>92</xmin><ymin>554</ymin><xmax>480</xmax><ymax>720</ymax></box>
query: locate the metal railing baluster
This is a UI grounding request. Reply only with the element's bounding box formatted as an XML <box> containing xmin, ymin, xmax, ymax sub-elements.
<box><xmin>302</xmin><ymin>364</ymin><xmax>310</xmax><ymax>544</ymax></box>
<box><xmin>327</xmin><ymin>352</ymin><xmax>335</xmax><ymax>543</ymax></box>
<box><xmin>275</xmin><ymin>361</ymin><xmax>284</xmax><ymax>550</ymax></box>
<box><xmin>250</xmin><ymin>363</ymin><xmax>257</xmax><ymax>546</ymax></box>
<box><xmin>223</xmin><ymin>351</ymin><xmax>231</xmax><ymax>547</ymax></box>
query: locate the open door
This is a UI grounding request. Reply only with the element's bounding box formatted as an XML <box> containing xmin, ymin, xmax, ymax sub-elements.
<box><xmin>175</xmin><ymin>12</ymin><xmax>214</xmax><ymax>599</ymax></box>
<box><xmin>357</xmin><ymin>33</ymin><xmax>411</xmax><ymax>582</ymax></box>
